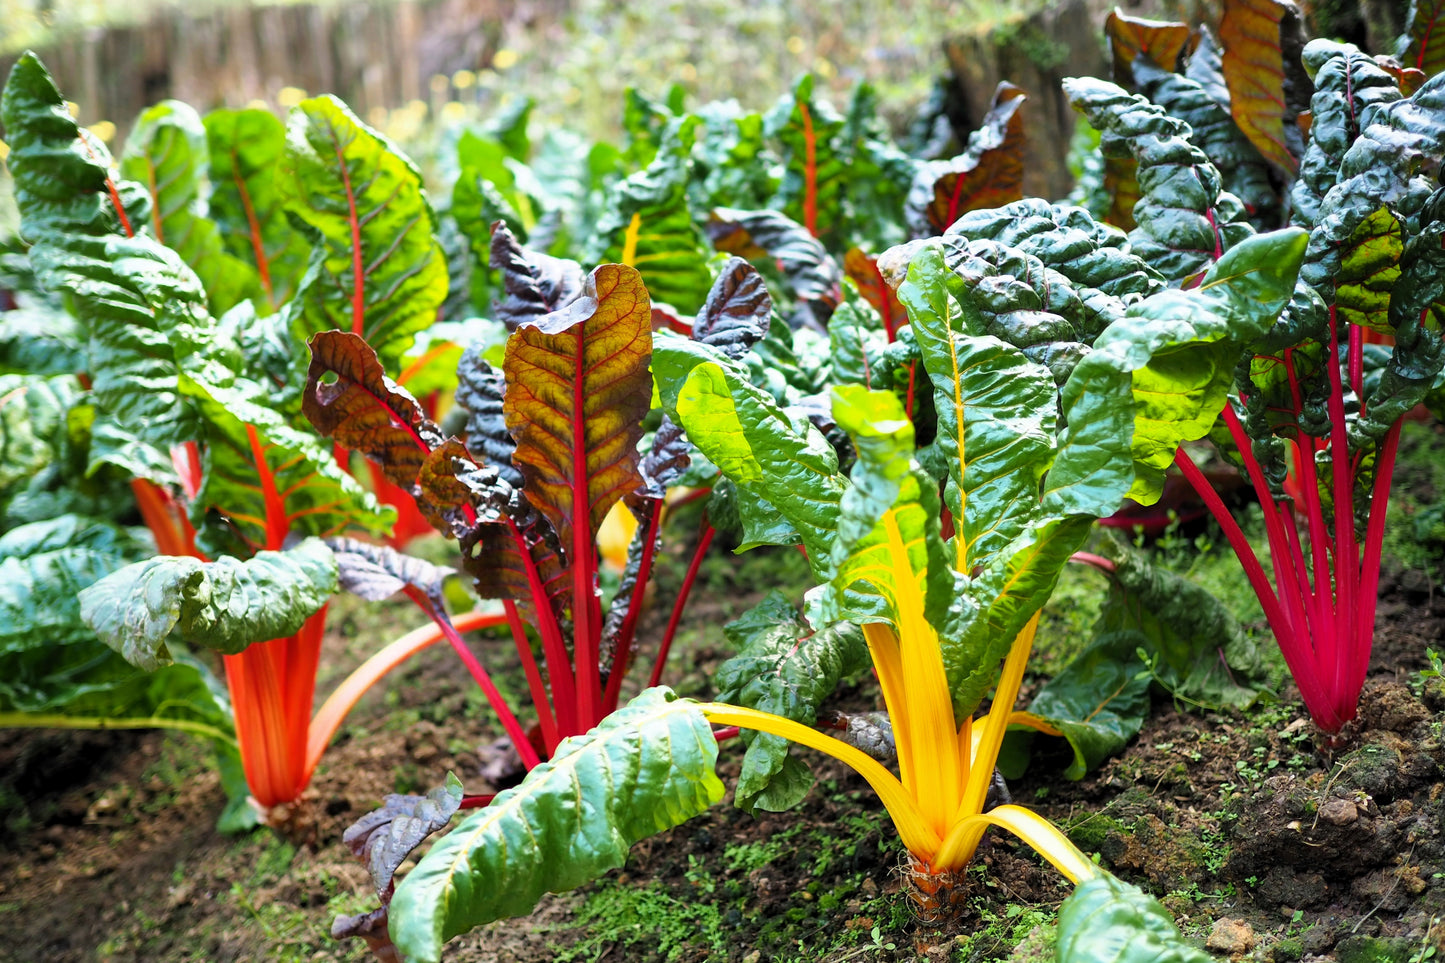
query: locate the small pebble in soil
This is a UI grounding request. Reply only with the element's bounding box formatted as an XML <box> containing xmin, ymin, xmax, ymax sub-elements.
<box><xmin>1318</xmin><ymin>797</ymin><xmax>1359</xmax><ymax>826</ymax></box>
<box><xmin>1206</xmin><ymin>918</ymin><xmax>1256</xmax><ymax>956</ymax></box>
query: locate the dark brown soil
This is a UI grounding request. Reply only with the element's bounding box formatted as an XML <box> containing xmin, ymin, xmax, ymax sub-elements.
<box><xmin>3</xmin><ymin>532</ymin><xmax>1445</xmax><ymax>963</ymax></box>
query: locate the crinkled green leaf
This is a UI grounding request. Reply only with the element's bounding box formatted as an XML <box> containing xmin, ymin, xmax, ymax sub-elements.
<box><xmin>389</xmin><ymin>688</ymin><xmax>724</xmax><ymax>963</ymax></box>
<box><xmin>1056</xmin><ymin>872</ymin><xmax>1213</xmax><ymax>963</ymax></box>
<box><xmin>1063</xmin><ymin>76</ymin><xmax>1256</xmax><ymax>283</ymax></box>
<box><xmin>78</xmin><ymin>536</ymin><xmax>338</xmax><ymax>671</ymax></box>
<box><xmin>1131</xmin><ymin>56</ymin><xmax>1280</xmax><ymax>230</ymax></box>
<box><xmin>1290</xmin><ymin>42</ymin><xmax>1403</xmax><ymax>231</ymax></box>
<box><xmin>2</xmin><ymin>53</ymin><xmax>236</xmax><ymax>453</ymax></box>
<box><xmin>280</xmin><ymin>95</ymin><xmax>448</xmax><ymax>373</ymax></box>
<box><xmin>945</xmin><ymin>199</ymin><xmax>1165</xmax><ymax>339</ymax></box>
<box><xmin>713</xmin><ymin>592</ymin><xmax>869</xmax><ymax>813</ymax></box>
<box><xmin>592</xmin><ymin>118</ymin><xmax>712</xmax><ymax>313</ymax></box>
<box><xmin>1096</xmin><ymin>534</ymin><xmax>1268</xmax><ymax>710</ymax></box>
<box><xmin>1021</xmin><ymin>630</ymin><xmax>1151</xmax><ymax>780</ymax></box>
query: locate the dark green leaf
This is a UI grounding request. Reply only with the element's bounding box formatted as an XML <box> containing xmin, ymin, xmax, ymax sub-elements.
<box><xmin>1021</xmin><ymin>631</ymin><xmax>1151</xmax><ymax>780</ymax></box>
<box><xmin>714</xmin><ymin>593</ymin><xmax>869</xmax><ymax>813</ymax></box>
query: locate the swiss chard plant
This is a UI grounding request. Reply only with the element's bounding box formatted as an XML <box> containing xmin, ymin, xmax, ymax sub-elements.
<box><xmin>368</xmin><ymin>222</ymin><xmax>1306</xmax><ymax>959</ymax></box>
<box><xmin>1068</xmin><ymin>14</ymin><xmax>1445</xmax><ymax>731</ymax></box>
<box><xmin>0</xmin><ymin>53</ymin><xmax>521</xmax><ymax>827</ymax></box>
<box><xmin>301</xmin><ymin>242</ymin><xmax>783</xmax><ymax>769</ymax></box>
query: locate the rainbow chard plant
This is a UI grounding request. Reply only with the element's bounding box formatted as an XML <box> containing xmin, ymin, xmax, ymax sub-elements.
<box><xmin>1</xmin><ymin>53</ymin><xmax>510</xmax><ymax>828</ymax></box>
<box><xmin>1066</xmin><ymin>41</ymin><xmax>1445</xmax><ymax>732</ymax></box>
<box><xmin>302</xmin><ymin>249</ymin><xmax>777</xmax><ymax>783</ymax></box>
<box><xmin>370</xmin><ymin>226</ymin><xmax>1306</xmax><ymax>960</ymax></box>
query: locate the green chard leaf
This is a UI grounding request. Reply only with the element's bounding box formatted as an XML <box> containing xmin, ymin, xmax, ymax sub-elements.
<box><xmin>691</xmin><ymin>100</ymin><xmax>776</xmax><ymax>214</ymax></box>
<box><xmin>1095</xmin><ymin>534</ymin><xmax>1269</xmax><ymax>710</ymax></box>
<box><xmin>280</xmin><ymin>95</ymin><xmax>448</xmax><ymax>373</ymax></box>
<box><xmin>389</xmin><ymin>688</ymin><xmax>724</xmax><ymax>963</ymax></box>
<box><xmin>1047</xmin><ymin>228</ymin><xmax>1307</xmax><ymax>513</ymax></box>
<box><xmin>767</xmin><ymin>74</ymin><xmax>846</xmax><ymax>243</ymax></box>
<box><xmin>120</xmin><ymin>100</ymin><xmax>263</xmax><ymax>316</ymax></box>
<box><xmin>205</xmin><ymin>107</ymin><xmax>311</xmax><ymax>312</ymax></box>
<box><xmin>1063</xmin><ymin>76</ymin><xmax>1256</xmax><ymax>284</ymax></box>
<box><xmin>1290</xmin><ymin>42</ymin><xmax>1404</xmax><ymax>232</ymax></box>
<box><xmin>714</xmin><ymin>593</ymin><xmax>869</xmax><ymax>813</ymax></box>
<box><xmin>591</xmin><ymin>117</ymin><xmax>712</xmax><ymax>313</ymax></box>
<box><xmin>818</xmin><ymin>384</ymin><xmax>954</xmax><ymax>629</ymax></box>
<box><xmin>1130</xmin><ymin>56</ymin><xmax>1280</xmax><ymax>230</ymax></box>
<box><xmin>655</xmin><ymin>336</ymin><xmax>847</xmax><ymax>569</ymax></box>
<box><xmin>2</xmin><ymin>53</ymin><xmax>237</xmax><ymax>453</ymax></box>
<box><xmin>78</xmin><ymin>536</ymin><xmax>338</xmax><ymax>672</ymax></box>
<box><xmin>1014</xmin><ymin>630</ymin><xmax>1151</xmax><ymax>780</ymax></box>
<box><xmin>838</xmin><ymin>82</ymin><xmax>920</xmax><ymax>251</ymax></box>
<box><xmin>896</xmin><ymin>244</ymin><xmax>1059</xmax><ymax>572</ymax></box>
<box><xmin>186</xmin><ymin>377</ymin><xmax>393</xmax><ymax>557</ymax></box>
<box><xmin>1056</xmin><ymin>872</ymin><xmax>1213</xmax><ymax>963</ymax></box>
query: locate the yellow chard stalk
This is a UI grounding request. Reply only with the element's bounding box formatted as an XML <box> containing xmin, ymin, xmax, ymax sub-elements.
<box><xmin>693</xmin><ymin>383</ymin><xmax>1097</xmax><ymax>914</ymax></box>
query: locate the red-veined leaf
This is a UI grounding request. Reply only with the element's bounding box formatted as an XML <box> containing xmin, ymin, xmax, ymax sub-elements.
<box><xmin>1220</xmin><ymin>0</ymin><xmax>1303</xmax><ymax>174</ymax></box>
<box><xmin>1402</xmin><ymin>0</ymin><xmax>1445</xmax><ymax>79</ymax></box>
<box><xmin>904</xmin><ymin>83</ymin><xmax>1027</xmax><ymax>237</ymax></box>
<box><xmin>501</xmin><ymin>263</ymin><xmax>652</xmax><ymax>549</ymax></box>
<box><xmin>1335</xmin><ymin>205</ymin><xmax>1403</xmax><ymax>335</ymax></box>
<box><xmin>844</xmin><ymin>248</ymin><xmax>908</xmax><ymax>340</ymax></box>
<box><xmin>281</xmin><ymin>96</ymin><xmax>448</xmax><ymax>372</ymax></box>
<box><xmin>206</xmin><ymin>108</ymin><xmax>310</xmax><ymax>313</ymax></box>
<box><xmin>302</xmin><ymin>330</ymin><xmax>446</xmax><ymax>492</ymax></box>
<box><xmin>1105</xmin><ymin>10</ymin><xmax>1195</xmax><ymax>81</ymax></box>
<box><xmin>768</xmin><ymin>74</ymin><xmax>846</xmax><ymax>241</ymax></box>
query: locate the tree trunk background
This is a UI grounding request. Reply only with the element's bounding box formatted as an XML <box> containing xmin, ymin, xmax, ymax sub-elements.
<box><xmin>942</xmin><ymin>0</ymin><xmax>1226</xmax><ymax>202</ymax></box>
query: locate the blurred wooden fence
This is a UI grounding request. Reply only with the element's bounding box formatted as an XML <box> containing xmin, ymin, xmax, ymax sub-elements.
<box><xmin>1</xmin><ymin>0</ymin><xmax>566</xmax><ymax>135</ymax></box>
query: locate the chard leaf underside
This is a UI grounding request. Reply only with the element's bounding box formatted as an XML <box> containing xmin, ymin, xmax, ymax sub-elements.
<box><xmin>78</xmin><ymin>537</ymin><xmax>338</xmax><ymax>671</ymax></box>
<box><xmin>389</xmin><ymin>688</ymin><xmax>724</xmax><ymax>963</ymax></box>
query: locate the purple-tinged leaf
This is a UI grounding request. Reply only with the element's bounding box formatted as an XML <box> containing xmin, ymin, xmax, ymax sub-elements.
<box><xmin>489</xmin><ymin>221</ymin><xmax>585</xmax><ymax>332</ymax></box>
<box><xmin>692</xmin><ymin>257</ymin><xmax>772</xmax><ymax>360</ymax></box>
